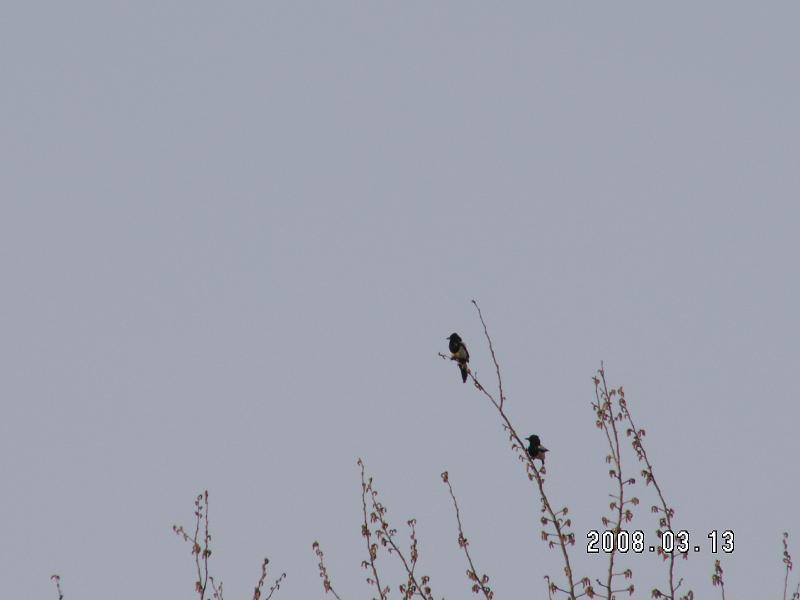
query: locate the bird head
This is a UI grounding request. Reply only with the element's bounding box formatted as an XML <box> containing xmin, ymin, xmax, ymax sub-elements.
<box><xmin>447</xmin><ymin>333</ymin><xmax>462</xmax><ymax>342</ymax></box>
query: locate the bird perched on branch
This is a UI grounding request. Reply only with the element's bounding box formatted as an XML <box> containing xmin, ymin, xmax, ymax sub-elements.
<box><xmin>447</xmin><ymin>333</ymin><xmax>470</xmax><ymax>383</ymax></box>
<box><xmin>526</xmin><ymin>434</ymin><xmax>549</xmax><ymax>463</ymax></box>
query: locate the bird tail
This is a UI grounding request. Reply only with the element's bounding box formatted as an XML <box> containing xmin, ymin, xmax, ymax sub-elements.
<box><xmin>459</xmin><ymin>362</ymin><xmax>468</xmax><ymax>383</ymax></box>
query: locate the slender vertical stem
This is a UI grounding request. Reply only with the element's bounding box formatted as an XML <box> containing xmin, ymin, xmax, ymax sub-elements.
<box><xmin>621</xmin><ymin>402</ymin><xmax>677</xmax><ymax>598</ymax></box>
<box><xmin>358</xmin><ymin>460</ymin><xmax>387</xmax><ymax>600</ymax></box>
<box><xmin>442</xmin><ymin>472</ymin><xmax>493</xmax><ymax>600</ymax></box>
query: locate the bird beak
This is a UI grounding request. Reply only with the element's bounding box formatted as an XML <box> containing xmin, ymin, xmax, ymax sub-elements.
<box><xmin>541</xmin><ymin>446</ymin><xmax>549</xmax><ymax>452</ymax></box>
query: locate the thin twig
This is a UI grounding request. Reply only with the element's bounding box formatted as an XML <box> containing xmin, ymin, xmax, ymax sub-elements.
<box><xmin>620</xmin><ymin>392</ymin><xmax>684</xmax><ymax>599</ymax></box>
<box><xmin>711</xmin><ymin>560</ymin><xmax>726</xmax><ymax>600</ymax></box>
<box><xmin>784</xmin><ymin>533</ymin><xmax>795</xmax><ymax>600</ymax></box>
<box><xmin>441</xmin><ymin>471</ymin><xmax>493</xmax><ymax>600</ymax></box>
<box><xmin>253</xmin><ymin>558</ymin><xmax>286</xmax><ymax>600</ymax></box>
<box><xmin>358</xmin><ymin>459</ymin><xmax>388</xmax><ymax>600</ymax></box>
<box><xmin>210</xmin><ymin>576</ymin><xmax>224</xmax><ymax>600</ymax></box>
<box><xmin>174</xmin><ymin>492</ymin><xmax>283</xmax><ymax>600</ymax></box>
<box><xmin>172</xmin><ymin>492</ymin><xmax>212</xmax><ymax>599</ymax></box>
<box><xmin>313</xmin><ymin>542</ymin><xmax>344</xmax><ymax>600</ymax></box>
<box><xmin>405</xmin><ymin>519</ymin><xmax>421</xmax><ymax>600</ymax></box>
<box><xmin>364</xmin><ymin>464</ymin><xmax>433</xmax><ymax>600</ymax></box>
<box><xmin>50</xmin><ymin>575</ymin><xmax>64</xmax><ymax>600</ymax></box>
<box><xmin>545</xmin><ymin>576</ymin><xmax>555</xmax><ymax>600</ymax></box>
<box><xmin>471</xmin><ymin>299</ymin><xmax>506</xmax><ymax>409</ymax></box>
<box><xmin>265</xmin><ymin>572</ymin><xmax>287</xmax><ymax>600</ymax></box>
<box><xmin>202</xmin><ymin>491</ymin><xmax>211</xmax><ymax>598</ymax></box>
<box><xmin>592</xmin><ymin>366</ymin><xmax>636</xmax><ymax>599</ymax></box>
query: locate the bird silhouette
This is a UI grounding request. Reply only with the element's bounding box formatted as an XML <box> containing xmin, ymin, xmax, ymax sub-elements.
<box><xmin>526</xmin><ymin>434</ymin><xmax>549</xmax><ymax>463</ymax></box>
<box><xmin>447</xmin><ymin>333</ymin><xmax>470</xmax><ymax>383</ymax></box>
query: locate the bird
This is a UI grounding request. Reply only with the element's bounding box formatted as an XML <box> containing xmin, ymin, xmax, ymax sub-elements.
<box><xmin>447</xmin><ymin>333</ymin><xmax>470</xmax><ymax>383</ymax></box>
<box><xmin>526</xmin><ymin>434</ymin><xmax>549</xmax><ymax>463</ymax></box>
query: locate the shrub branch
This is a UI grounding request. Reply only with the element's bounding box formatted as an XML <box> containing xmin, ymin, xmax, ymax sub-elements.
<box><xmin>592</xmin><ymin>366</ymin><xmax>637</xmax><ymax>598</ymax></box>
<box><xmin>441</xmin><ymin>471</ymin><xmax>493</xmax><ymax>600</ymax></box>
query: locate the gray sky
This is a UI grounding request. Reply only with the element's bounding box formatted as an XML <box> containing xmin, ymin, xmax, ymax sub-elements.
<box><xmin>1</xmin><ymin>2</ymin><xmax>798</xmax><ymax>598</ymax></box>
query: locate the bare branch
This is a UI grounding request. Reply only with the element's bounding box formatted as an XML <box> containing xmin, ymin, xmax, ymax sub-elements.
<box><xmin>173</xmin><ymin>492</ymin><xmax>283</xmax><ymax>600</ymax></box>
<box><xmin>50</xmin><ymin>575</ymin><xmax>64</xmax><ymax>600</ymax></box>
<box><xmin>784</xmin><ymin>532</ymin><xmax>795</xmax><ymax>600</ymax></box>
<box><xmin>361</xmin><ymin>460</ymin><xmax>434</xmax><ymax>600</ymax></box>
<box><xmin>209</xmin><ymin>576</ymin><xmax>224</xmax><ymax>600</ymax></box>
<box><xmin>592</xmin><ymin>365</ymin><xmax>637</xmax><ymax>599</ymax></box>
<box><xmin>441</xmin><ymin>471</ymin><xmax>493</xmax><ymax>600</ymax></box>
<box><xmin>251</xmin><ymin>558</ymin><xmax>285</xmax><ymax>600</ymax></box>
<box><xmin>172</xmin><ymin>492</ymin><xmax>213</xmax><ymax>599</ymax></box>
<box><xmin>358</xmin><ymin>459</ymin><xmax>389</xmax><ymax>600</ymax></box>
<box><xmin>313</xmin><ymin>541</ymin><xmax>344</xmax><ymax>600</ymax></box>
<box><xmin>471</xmin><ymin>299</ymin><xmax>506</xmax><ymax>409</ymax></box>
<box><xmin>619</xmin><ymin>386</ymin><xmax>687</xmax><ymax>600</ymax></box>
<box><xmin>711</xmin><ymin>560</ymin><xmax>726</xmax><ymax>600</ymax></box>
<box><xmin>264</xmin><ymin>572</ymin><xmax>287</xmax><ymax>600</ymax></box>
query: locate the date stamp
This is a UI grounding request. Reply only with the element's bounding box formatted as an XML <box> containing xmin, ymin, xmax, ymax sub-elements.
<box><xmin>586</xmin><ymin>529</ymin><xmax>734</xmax><ymax>554</ymax></box>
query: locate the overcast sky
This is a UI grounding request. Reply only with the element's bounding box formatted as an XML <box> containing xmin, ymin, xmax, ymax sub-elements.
<box><xmin>2</xmin><ymin>2</ymin><xmax>798</xmax><ymax>599</ymax></box>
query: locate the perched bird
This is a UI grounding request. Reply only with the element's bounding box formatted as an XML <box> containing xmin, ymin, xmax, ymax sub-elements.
<box><xmin>447</xmin><ymin>333</ymin><xmax>470</xmax><ymax>383</ymax></box>
<box><xmin>526</xmin><ymin>434</ymin><xmax>549</xmax><ymax>463</ymax></box>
